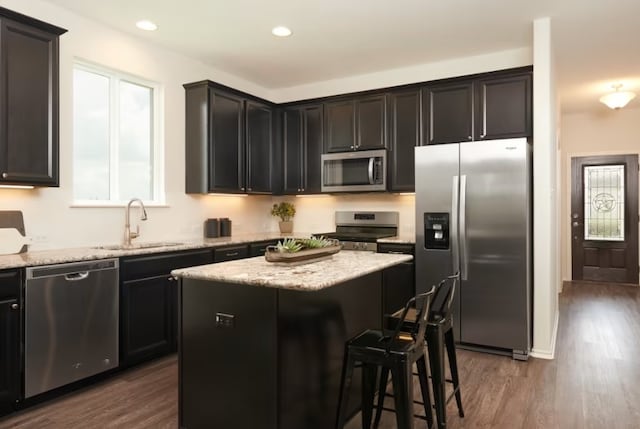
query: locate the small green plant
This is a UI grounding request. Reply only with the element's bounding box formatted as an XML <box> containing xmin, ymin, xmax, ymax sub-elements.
<box><xmin>276</xmin><ymin>238</ymin><xmax>303</xmax><ymax>253</ymax></box>
<box><xmin>299</xmin><ymin>236</ymin><xmax>333</xmax><ymax>249</ymax></box>
<box><xmin>271</xmin><ymin>202</ymin><xmax>296</xmax><ymax>222</ymax></box>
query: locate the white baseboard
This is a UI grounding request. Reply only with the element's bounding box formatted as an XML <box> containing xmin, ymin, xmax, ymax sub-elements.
<box><xmin>530</xmin><ymin>310</ymin><xmax>559</xmax><ymax>360</ymax></box>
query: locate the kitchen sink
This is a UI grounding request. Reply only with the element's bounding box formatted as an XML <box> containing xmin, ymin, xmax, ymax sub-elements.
<box><xmin>93</xmin><ymin>241</ymin><xmax>186</xmax><ymax>251</ymax></box>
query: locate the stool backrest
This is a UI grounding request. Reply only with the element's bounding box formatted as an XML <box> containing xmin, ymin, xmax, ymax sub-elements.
<box><xmin>386</xmin><ymin>285</ymin><xmax>436</xmax><ymax>353</ymax></box>
<box><xmin>429</xmin><ymin>272</ymin><xmax>460</xmax><ymax>324</ymax></box>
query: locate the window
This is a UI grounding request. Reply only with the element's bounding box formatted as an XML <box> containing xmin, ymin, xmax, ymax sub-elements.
<box><xmin>583</xmin><ymin>164</ymin><xmax>625</xmax><ymax>241</ymax></box>
<box><xmin>73</xmin><ymin>62</ymin><xmax>163</xmax><ymax>204</ymax></box>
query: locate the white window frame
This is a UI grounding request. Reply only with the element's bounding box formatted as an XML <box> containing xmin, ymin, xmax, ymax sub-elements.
<box><xmin>72</xmin><ymin>60</ymin><xmax>165</xmax><ymax>207</ymax></box>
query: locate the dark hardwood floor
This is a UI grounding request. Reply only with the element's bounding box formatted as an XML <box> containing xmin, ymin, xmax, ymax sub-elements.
<box><xmin>1</xmin><ymin>281</ymin><xmax>638</xmax><ymax>428</ymax></box>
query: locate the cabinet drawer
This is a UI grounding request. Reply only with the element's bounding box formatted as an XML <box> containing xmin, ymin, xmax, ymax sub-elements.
<box><xmin>214</xmin><ymin>245</ymin><xmax>249</xmax><ymax>262</ymax></box>
<box><xmin>249</xmin><ymin>240</ymin><xmax>281</xmax><ymax>257</ymax></box>
<box><xmin>377</xmin><ymin>243</ymin><xmax>415</xmax><ymax>255</ymax></box>
<box><xmin>0</xmin><ymin>270</ymin><xmax>20</xmax><ymax>300</ymax></box>
<box><xmin>121</xmin><ymin>249</ymin><xmax>214</xmax><ymax>281</ymax></box>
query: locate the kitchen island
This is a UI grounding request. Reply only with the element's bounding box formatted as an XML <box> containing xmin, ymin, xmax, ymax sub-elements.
<box><xmin>172</xmin><ymin>250</ymin><xmax>412</xmax><ymax>429</ymax></box>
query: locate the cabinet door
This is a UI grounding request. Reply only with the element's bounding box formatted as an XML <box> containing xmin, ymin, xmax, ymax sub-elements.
<box><xmin>475</xmin><ymin>73</ymin><xmax>532</xmax><ymax>140</ymax></box>
<box><xmin>210</xmin><ymin>89</ymin><xmax>245</xmax><ymax>192</ymax></box>
<box><xmin>246</xmin><ymin>100</ymin><xmax>273</xmax><ymax>193</ymax></box>
<box><xmin>388</xmin><ymin>89</ymin><xmax>421</xmax><ymax>192</ymax></box>
<box><xmin>324</xmin><ymin>100</ymin><xmax>355</xmax><ymax>152</ymax></box>
<box><xmin>121</xmin><ymin>275</ymin><xmax>174</xmax><ymax>366</ymax></box>
<box><xmin>283</xmin><ymin>108</ymin><xmax>303</xmax><ymax>194</ymax></box>
<box><xmin>302</xmin><ymin>105</ymin><xmax>323</xmax><ymax>193</ymax></box>
<box><xmin>0</xmin><ymin>298</ymin><xmax>19</xmax><ymax>414</ymax></box>
<box><xmin>0</xmin><ymin>19</ymin><xmax>60</xmax><ymax>186</ymax></box>
<box><xmin>356</xmin><ymin>94</ymin><xmax>387</xmax><ymax>150</ymax></box>
<box><xmin>423</xmin><ymin>82</ymin><xmax>473</xmax><ymax>145</ymax></box>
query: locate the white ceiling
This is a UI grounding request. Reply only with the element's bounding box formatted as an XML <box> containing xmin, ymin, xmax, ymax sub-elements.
<box><xmin>49</xmin><ymin>0</ymin><xmax>640</xmax><ymax>113</ymax></box>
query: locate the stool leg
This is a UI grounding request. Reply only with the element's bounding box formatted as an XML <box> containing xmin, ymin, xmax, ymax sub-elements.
<box><xmin>427</xmin><ymin>326</ymin><xmax>446</xmax><ymax>429</ymax></box>
<box><xmin>444</xmin><ymin>329</ymin><xmax>464</xmax><ymax>418</ymax></box>
<box><xmin>416</xmin><ymin>356</ymin><xmax>434</xmax><ymax>429</ymax></box>
<box><xmin>362</xmin><ymin>363</ymin><xmax>378</xmax><ymax>429</ymax></box>
<box><xmin>336</xmin><ymin>350</ymin><xmax>356</xmax><ymax>429</ymax></box>
<box><xmin>390</xmin><ymin>361</ymin><xmax>415</xmax><ymax>429</ymax></box>
<box><xmin>373</xmin><ymin>367</ymin><xmax>389</xmax><ymax>429</ymax></box>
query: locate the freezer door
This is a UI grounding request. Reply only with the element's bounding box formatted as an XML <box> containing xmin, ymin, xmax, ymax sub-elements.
<box><xmin>415</xmin><ymin>144</ymin><xmax>461</xmax><ymax>337</ymax></box>
<box><xmin>458</xmin><ymin>139</ymin><xmax>531</xmax><ymax>352</ymax></box>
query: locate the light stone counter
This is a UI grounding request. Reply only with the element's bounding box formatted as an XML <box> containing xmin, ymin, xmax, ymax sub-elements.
<box><xmin>0</xmin><ymin>233</ymin><xmax>297</xmax><ymax>270</ymax></box>
<box><xmin>377</xmin><ymin>233</ymin><xmax>416</xmax><ymax>244</ymax></box>
<box><xmin>172</xmin><ymin>250</ymin><xmax>412</xmax><ymax>291</ymax></box>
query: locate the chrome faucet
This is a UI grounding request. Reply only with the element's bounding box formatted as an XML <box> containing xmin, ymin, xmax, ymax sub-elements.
<box><xmin>124</xmin><ymin>198</ymin><xmax>148</xmax><ymax>247</ymax></box>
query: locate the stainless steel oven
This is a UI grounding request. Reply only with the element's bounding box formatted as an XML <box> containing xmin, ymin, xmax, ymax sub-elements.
<box><xmin>321</xmin><ymin>149</ymin><xmax>386</xmax><ymax>192</ymax></box>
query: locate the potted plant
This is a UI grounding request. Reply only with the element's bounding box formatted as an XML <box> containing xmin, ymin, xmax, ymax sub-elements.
<box><xmin>271</xmin><ymin>202</ymin><xmax>296</xmax><ymax>233</ymax></box>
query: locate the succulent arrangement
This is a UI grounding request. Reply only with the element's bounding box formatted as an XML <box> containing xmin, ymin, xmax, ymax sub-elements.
<box><xmin>275</xmin><ymin>236</ymin><xmax>335</xmax><ymax>253</ymax></box>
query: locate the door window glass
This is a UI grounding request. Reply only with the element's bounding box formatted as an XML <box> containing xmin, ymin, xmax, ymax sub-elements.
<box><xmin>584</xmin><ymin>165</ymin><xmax>625</xmax><ymax>241</ymax></box>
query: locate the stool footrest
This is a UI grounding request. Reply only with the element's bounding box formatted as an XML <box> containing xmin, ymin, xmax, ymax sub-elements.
<box><xmin>375</xmin><ymin>405</ymin><xmax>429</xmax><ymax>422</ymax></box>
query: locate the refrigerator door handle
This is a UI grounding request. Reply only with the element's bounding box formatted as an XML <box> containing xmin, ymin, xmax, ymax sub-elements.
<box><xmin>460</xmin><ymin>174</ymin><xmax>468</xmax><ymax>280</ymax></box>
<box><xmin>451</xmin><ymin>175</ymin><xmax>460</xmax><ymax>275</ymax></box>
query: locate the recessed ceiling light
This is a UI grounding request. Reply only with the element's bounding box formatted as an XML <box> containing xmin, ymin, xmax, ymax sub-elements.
<box><xmin>272</xmin><ymin>26</ymin><xmax>292</xmax><ymax>37</ymax></box>
<box><xmin>136</xmin><ymin>20</ymin><xmax>158</xmax><ymax>31</ymax></box>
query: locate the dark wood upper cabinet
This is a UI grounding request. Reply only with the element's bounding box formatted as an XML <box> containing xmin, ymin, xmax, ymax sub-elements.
<box><xmin>184</xmin><ymin>81</ymin><xmax>274</xmax><ymax>194</ymax></box>
<box><xmin>283</xmin><ymin>104</ymin><xmax>323</xmax><ymax>194</ymax></box>
<box><xmin>423</xmin><ymin>81</ymin><xmax>474</xmax><ymax>145</ymax></box>
<box><xmin>475</xmin><ymin>72</ymin><xmax>532</xmax><ymax>140</ymax></box>
<box><xmin>0</xmin><ymin>11</ymin><xmax>66</xmax><ymax>187</ymax></box>
<box><xmin>246</xmin><ymin>100</ymin><xmax>273</xmax><ymax>193</ymax></box>
<box><xmin>324</xmin><ymin>94</ymin><xmax>387</xmax><ymax>152</ymax></box>
<box><xmin>324</xmin><ymin>100</ymin><xmax>355</xmax><ymax>152</ymax></box>
<box><xmin>388</xmin><ymin>89</ymin><xmax>422</xmax><ymax>192</ymax></box>
<box><xmin>356</xmin><ymin>94</ymin><xmax>387</xmax><ymax>150</ymax></box>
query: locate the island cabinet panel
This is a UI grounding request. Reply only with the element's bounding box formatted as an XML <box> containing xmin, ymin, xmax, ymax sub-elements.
<box><xmin>180</xmin><ymin>280</ymin><xmax>278</xmax><ymax>429</ymax></box>
<box><xmin>0</xmin><ymin>269</ymin><xmax>21</xmax><ymax>415</ymax></box>
<box><xmin>378</xmin><ymin>243</ymin><xmax>415</xmax><ymax>317</ymax></box>
<box><xmin>278</xmin><ymin>272</ymin><xmax>382</xmax><ymax>429</ymax></box>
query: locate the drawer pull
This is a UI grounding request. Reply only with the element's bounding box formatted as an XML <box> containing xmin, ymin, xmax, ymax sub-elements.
<box><xmin>11</xmin><ymin>303</ymin><xmax>18</xmax><ymax>310</ymax></box>
<box><xmin>226</xmin><ymin>252</ymin><xmax>239</xmax><ymax>257</ymax></box>
<box><xmin>387</xmin><ymin>251</ymin><xmax>405</xmax><ymax>254</ymax></box>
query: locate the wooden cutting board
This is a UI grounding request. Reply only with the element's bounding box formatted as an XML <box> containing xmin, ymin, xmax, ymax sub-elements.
<box><xmin>0</xmin><ymin>228</ymin><xmax>31</xmax><ymax>255</ymax></box>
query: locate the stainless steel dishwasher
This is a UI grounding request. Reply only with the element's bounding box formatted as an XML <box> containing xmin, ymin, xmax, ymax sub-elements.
<box><xmin>24</xmin><ymin>259</ymin><xmax>119</xmax><ymax>398</ymax></box>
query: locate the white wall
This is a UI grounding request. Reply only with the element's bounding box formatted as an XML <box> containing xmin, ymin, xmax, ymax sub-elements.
<box><xmin>0</xmin><ymin>0</ymin><xmax>276</xmax><ymax>249</ymax></box>
<box><xmin>559</xmin><ymin>106</ymin><xmax>640</xmax><ymax>281</ymax></box>
<box><xmin>531</xmin><ymin>18</ymin><xmax>560</xmax><ymax>359</ymax></box>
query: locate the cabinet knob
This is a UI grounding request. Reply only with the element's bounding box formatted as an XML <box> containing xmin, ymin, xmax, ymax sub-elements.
<box><xmin>480</xmin><ymin>134</ymin><xmax>486</xmax><ymax>139</ymax></box>
<box><xmin>247</xmin><ymin>187</ymin><xmax>252</xmax><ymax>191</ymax></box>
<box><xmin>1</xmin><ymin>172</ymin><xmax>7</xmax><ymax>179</ymax></box>
<box><xmin>240</xmin><ymin>187</ymin><xmax>245</xmax><ymax>191</ymax></box>
<box><xmin>10</xmin><ymin>303</ymin><xmax>18</xmax><ymax>310</ymax></box>
<box><xmin>168</xmin><ymin>276</ymin><xmax>175</xmax><ymax>282</ymax></box>
<box><xmin>467</xmin><ymin>135</ymin><xmax>472</xmax><ymax>141</ymax></box>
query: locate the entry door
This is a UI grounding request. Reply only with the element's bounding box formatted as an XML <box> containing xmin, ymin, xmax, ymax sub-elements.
<box><xmin>571</xmin><ymin>155</ymin><xmax>639</xmax><ymax>284</ymax></box>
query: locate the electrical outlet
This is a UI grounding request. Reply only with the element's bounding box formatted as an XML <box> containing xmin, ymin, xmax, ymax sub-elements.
<box><xmin>215</xmin><ymin>312</ymin><xmax>235</xmax><ymax>328</ymax></box>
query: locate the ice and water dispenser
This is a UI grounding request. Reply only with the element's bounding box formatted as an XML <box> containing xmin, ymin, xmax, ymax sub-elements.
<box><xmin>424</xmin><ymin>213</ymin><xmax>450</xmax><ymax>250</ymax></box>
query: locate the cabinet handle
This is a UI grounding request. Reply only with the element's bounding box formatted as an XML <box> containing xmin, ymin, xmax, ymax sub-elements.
<box><xmin>226</xmin><ymin>252</ymin><xmax>239</xmax><ymax>257</ymax></box>
<box><xmin>387</xmin><ymin>251</ymin><xmax>405</xmax><ymax>254</ymax></box>
<box><xmin>1</xmin><ymin>172</ymin><xmax>7</xmax><ymax>179</ymax></box>
<box><xmin>11</xmin><ymin>303</ymin><xmax>18</xmax><ymax>310</ymax></box>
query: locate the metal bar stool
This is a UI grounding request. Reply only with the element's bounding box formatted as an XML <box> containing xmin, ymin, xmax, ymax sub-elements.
<box><xmin>335</xmin><ymin>286</ymin><xmax>437</xmax><ymax>429</ymax></box>
<box><xmin>375</xmin><ymin>273</ymin><xmax>464</xmax><ymax>429</ymax></box>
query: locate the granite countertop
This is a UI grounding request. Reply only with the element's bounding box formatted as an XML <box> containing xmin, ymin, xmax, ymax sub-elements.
<box><xmin>0</xmin><ymin>233</ymin><xmax>292</xmax><ymax>270</ymax></box>
<box><xmin>172</xmin><ymin>250</ymin><xmax>412</xmax><ymax>291</ymax></box>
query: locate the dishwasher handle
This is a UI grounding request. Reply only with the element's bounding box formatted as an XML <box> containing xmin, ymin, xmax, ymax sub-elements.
<box><xmin>65</xmin><ymin>272</ymin><xmax>90</xmax><ymax>282</ymax></box>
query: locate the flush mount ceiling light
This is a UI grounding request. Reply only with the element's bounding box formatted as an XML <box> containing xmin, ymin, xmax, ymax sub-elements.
<box><xmin>272</xmin><ymin>26</ymin><xmax>292</xmax><ymax>37</ymax></box>
<box><xmin>136</xmin><ymin>20</ymin><xmax>158</xmax><ymax>31</ymax></box>
<box><xmin>599</xmin><ymin>83</ymin><xmax>636</xmax><ymax>109</ymax></box>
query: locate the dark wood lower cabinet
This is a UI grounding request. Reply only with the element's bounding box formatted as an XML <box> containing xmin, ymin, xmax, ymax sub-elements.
<box><xmin>0</xmin><ymin>269</ymin><xmax>20</xmax><ymax>415</ymax></box>
<box><xmin>378</xmin><ymin>243</ymin><xmax>415</xmax><ymax>316</ymax></box>
<box><xmin>121</xmin><ymin>275</ymin><xmax>176</xmax><ymax>366</ymax></box>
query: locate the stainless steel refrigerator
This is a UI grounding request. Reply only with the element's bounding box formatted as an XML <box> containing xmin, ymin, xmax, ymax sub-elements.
<box><xmin>415</xmin><ymin>138</ymin><xmax>531</xmax><ymax>360</ymax></box>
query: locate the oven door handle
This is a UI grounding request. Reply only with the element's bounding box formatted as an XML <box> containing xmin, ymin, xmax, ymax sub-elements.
<box><xmin>368</xmin><ymin>157</ymin><xmax>375</xmax><ymax>185</ymax></box>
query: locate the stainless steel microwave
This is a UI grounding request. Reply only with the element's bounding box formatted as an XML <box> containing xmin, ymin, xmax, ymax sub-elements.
<box><xmin>321</xmin><ymin>149</ymin><xmax>387</xmax><ymax>192</ymax></box>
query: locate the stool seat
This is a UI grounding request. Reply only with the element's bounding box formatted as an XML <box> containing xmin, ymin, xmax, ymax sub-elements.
<box><xmin>335</xmin><ymin>288</ymin><xmax>437</xmax><ymax>429</ymax></box>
